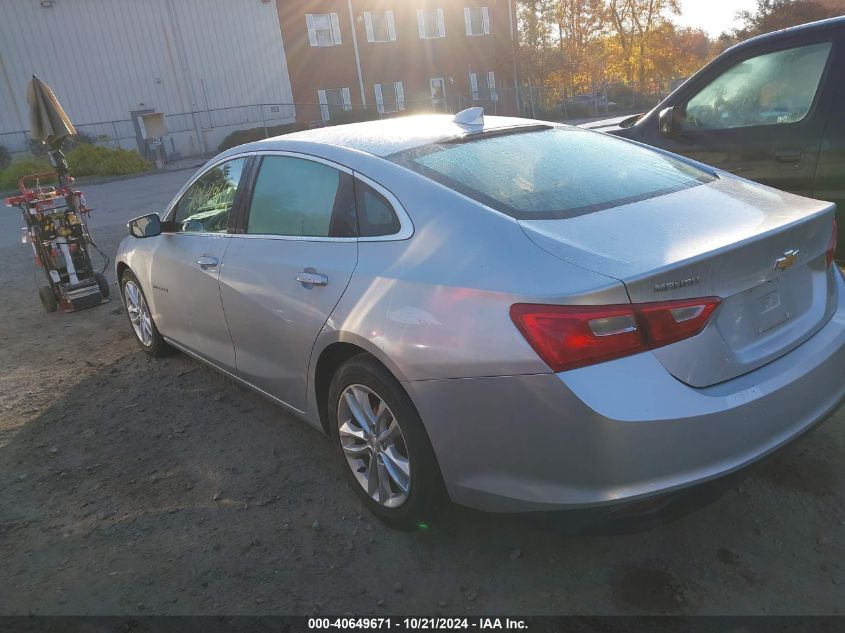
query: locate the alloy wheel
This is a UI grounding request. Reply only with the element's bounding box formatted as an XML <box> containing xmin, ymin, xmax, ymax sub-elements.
<box><xmin>124</xmin><ymin>280</ymin><xmax>153</xmax><ymax>347</ymax></box>
<box><xmin>337</xmin><ymin>384</ymin><xmax>411</xmax><ymax>508</ymax></box>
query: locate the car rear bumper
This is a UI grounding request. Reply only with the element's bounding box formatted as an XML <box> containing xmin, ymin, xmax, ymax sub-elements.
<box><xmin>406</xmin><ymin>270</ymin><xmax>845</xmax><ymax>513</ymax></box>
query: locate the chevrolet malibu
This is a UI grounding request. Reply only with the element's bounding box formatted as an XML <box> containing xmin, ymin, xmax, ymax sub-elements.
<box><xmin>116</xmin><ymin>111</ymin><xmax>845</xmax><ymax>527</ymax></box>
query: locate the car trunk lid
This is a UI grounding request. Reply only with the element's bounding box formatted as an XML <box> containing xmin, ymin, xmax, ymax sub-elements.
<box><xmin>520</xmin><ymin>176</ymin><xmax>838</xmax><ymax>387</ymax></box>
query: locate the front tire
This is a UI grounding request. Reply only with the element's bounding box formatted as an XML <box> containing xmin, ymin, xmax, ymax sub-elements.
<box><xmin>328</xmin><ymin>354</ymin><xmax>446</xmax><ymax>528</ymax></box>
<box><xmin>121</xmin><ymin>270</ymin><xmax>170</xmax><ymax>356</ymax></box>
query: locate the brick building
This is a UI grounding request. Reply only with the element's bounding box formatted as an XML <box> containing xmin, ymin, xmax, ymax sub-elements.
<box><xmin>276</xmin><ymin>0</ymin><xmax>519</xmax><ymax>126</ymax></box>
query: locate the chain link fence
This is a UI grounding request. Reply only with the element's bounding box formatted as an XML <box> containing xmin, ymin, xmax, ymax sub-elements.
<box><xmin>0</xmin><ymin>95</ymin><xmax>516</xmax><ymax>164</ymax></box>
<box><xmin>0</xmin><ymin>103</ymin><xmax>299</xmax><ymax>163</ymax></box>
<box><xmin>0</xmin><ymin>82</ymin><xmax>675</xmax><ymax>165</ymax></box>
<box><xmin>517</xmin><ymin>81</ymin><xmax>681</xmax><ymax>123</ymax></box>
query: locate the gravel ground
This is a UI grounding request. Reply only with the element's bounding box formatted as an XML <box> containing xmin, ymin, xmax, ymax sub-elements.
<box><xmin>0</xmin><ymin>169</ymin><xmax>843</xmax><ymax>616</ymax></box>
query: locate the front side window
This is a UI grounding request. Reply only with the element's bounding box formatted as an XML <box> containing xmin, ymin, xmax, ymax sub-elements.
<box><xmin>683</xmin><ymin>42</ymin><xmax>832</xmax><ymax>130</ymax></box>
<box><xmin>318</xmin><ymin>87</ymin><xmax>352</xmax><ymax>122</ymax></box>
<box><xmin>246</xmin><ymin>156</ymin><xmax>355</xmax><ymax>237</ymax></box>
<box><xmin>306</xmin><ymin>13</ymin><xmax>342</xmax><ymax>47</ymax></box>
<box><xmin>172</xmin><ymin>158</ymin><xmax>247</xmax><ymax>233</ymax></box>
<box><xmin>417</xmin><ymin>8</ymin><xmax>445</xmax><ymax>39</ymax></box>
<box><xmin>392</xmin><ymin>128</ymin><xmax>715</xmax><ymax>220</ymax></box>
<box><xmin>375</xmin><ymin>81</ymin><xmax>405</xmax><ymax>114</ymax></box>
<box><xmin>364</xmin><ymin>10</ymin><xmax>396</xmax><ymax>43</ymax></box>
<box><xmin>464</xmin><ymin>7</ymin><xmax>490</xmax><ymax>36</ymax></box>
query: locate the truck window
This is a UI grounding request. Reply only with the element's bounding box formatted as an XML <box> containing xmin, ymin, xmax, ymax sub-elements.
<box><xmin>682</xmin><ymin>42</ymin><xmax>832</xmax><ymax>131</ymax></box>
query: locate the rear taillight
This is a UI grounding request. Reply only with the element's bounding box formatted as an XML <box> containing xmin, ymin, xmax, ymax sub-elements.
<box><xmin>637</xmin><ymin>298</ymin><xmax>720</xmax><ymax>347</ymax></box>
<box><xmin>826</xmin><ymin>218</ymin><xmax>838</xmax><ymax>268</ymax></box>
<box><xmin>510</xmin><ymin>297</ymin><xmax>721</xmax><ymax>372</ymax></box>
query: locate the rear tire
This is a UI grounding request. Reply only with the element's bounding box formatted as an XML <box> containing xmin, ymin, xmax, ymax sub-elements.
<box><xmin>38</xmin><ymin>286</ymin><xmax>58</xmax><ymax>313</ymax></box>
<box><xmin>95</xmin><ymin>272</ymin><xmax>110</xmax><ymax>299</ymax></box>
<box><xmin>120</xmin><ymin>270</ymin><xmax>170</xmax><ymax>357</ymax></box>
<box><xmin>328</xmin><ymin>354</ymin><xmax>447</xmax><ymax>528</ymax></box>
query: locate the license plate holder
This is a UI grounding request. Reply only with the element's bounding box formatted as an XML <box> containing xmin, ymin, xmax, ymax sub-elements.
<box><xmin>753</xmin><ymin>277</ymin><xmax>789</xmax><ymax>335</ymax></box>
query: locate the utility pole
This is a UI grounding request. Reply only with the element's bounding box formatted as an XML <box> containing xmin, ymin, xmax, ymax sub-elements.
<box><xmin>347</xmin><ymin>0</ymin><xmax>367</xmax><ymax>111</ymax></box>
<box><xmin>507</xmin><ymin>0</ymin><xmax>519</xmax><ymax>115</ymax></box>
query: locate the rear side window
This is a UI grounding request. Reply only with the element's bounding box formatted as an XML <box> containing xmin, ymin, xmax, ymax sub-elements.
<box><xmin>355</xmin><ymin>179</ymin><xmax>401</xmax><ymax>237</ymax></box>
<box><xmin>683</xmin><ymin>42</ymin><xmax>832</xmax><ymax>130</ymax></box>
<box><xmin>246</xmin><ymin>156</ymin><xmax>356</xmax><ymax>237</ymax></box>
<box><xmin>392</xmin><ymin>128</ymin><xmax>714</xmax><ymax>220</ymax></box>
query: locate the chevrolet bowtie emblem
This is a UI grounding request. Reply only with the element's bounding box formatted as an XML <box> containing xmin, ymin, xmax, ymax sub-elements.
<box><xmin>774</xmin><ymin>249</ymin><xmax>800</xmax><ymax>272</ymax></box>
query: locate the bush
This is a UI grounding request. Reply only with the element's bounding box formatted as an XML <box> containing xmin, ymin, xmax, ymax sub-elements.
<box><xmin>218</xmin><ymin>122</ymin><xmax>306</xmax><ymax>152</ymax></box>
<box><xmin>0</xmin><ymin>157</ymin><xmax>53</xmax><ymax>192</ymax></box>
<box><xmin>0</xmin><ymin>145</ymin><xmax>11</xmax><ymax>171</ymax></box>
<box><xmin>65</xmin><ymin>144</ymin><xmax>152</xmax><ymax>177</ymax></box>
<box><xmin>64</xmin><ymin>144</ymin><xmax>109</xmax><ymax>176</ymax></box>
<box><xmin>92</xmin><ymin>148</ymin><xmax>154</xmax><ymax>176</ymax></box>
<box><xmin>0</xmin><ymin>145</ymin><xmax>152</xmax><ymax>191</ymax></box>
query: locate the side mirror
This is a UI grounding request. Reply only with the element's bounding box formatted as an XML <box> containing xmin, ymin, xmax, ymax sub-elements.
<box><xmin>127</xmin><ymin>213</ymin><xmax>161</xmax><ymax>238</ymax></box>
<box><xmin>658</xmin><ymin>106</ymin><xmax>681</xmax><ymax>136</ymax></box>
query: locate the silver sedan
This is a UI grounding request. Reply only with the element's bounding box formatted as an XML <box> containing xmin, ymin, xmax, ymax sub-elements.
<box><xmin>115</xmin><ymin>111</ymin><xmax>845</xmax><ymax>527</ymax></box>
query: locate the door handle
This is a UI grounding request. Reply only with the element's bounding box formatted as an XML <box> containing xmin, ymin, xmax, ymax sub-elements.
<box><xmin>775</xmin><ymin>150</ymin><xmax>803</xmax><ymax>165</ymax></box>
<box><xmin>296</xmin><ymin>271</ymin><xmax>328</xmax><ymax>287</ymax></box>
<box><xmin>196</xmin><ymin>256</ymin><xmax>219</xmax><ymax>269</ymax></box>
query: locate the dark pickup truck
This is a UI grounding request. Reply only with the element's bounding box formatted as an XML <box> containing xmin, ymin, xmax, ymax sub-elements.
<box><xmin>582</xmin><ymin>16</ymin><xmax>845</xmax><ymax>259</ymax></box>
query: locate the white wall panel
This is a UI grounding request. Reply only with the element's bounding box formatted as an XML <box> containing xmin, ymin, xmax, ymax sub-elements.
<box><xmin>0</xmin><ymin>0</ymin><xmax>295</xmax><ymax>154</ymax></box>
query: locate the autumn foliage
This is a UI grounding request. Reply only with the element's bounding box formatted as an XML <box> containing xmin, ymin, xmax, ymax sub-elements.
<box><xmin>518</xmin><ymin>0</ymin><xmax>845</xmax><ymax>106</ymax></box>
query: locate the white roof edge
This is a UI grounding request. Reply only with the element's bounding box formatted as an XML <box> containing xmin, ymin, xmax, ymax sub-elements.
<box><xmin>223</xmin><ymin>114</ymin><xmax>557</xmax><ymax>158</ymax></box>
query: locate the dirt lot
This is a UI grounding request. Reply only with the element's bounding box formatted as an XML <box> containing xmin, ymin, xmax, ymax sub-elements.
<box><xmin>0</xmin><ymin>169</ymin><xmax>843</xmax><ymax>616</ymax></box>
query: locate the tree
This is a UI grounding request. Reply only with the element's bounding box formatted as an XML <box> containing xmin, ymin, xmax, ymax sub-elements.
<box><xmin>517</xmin><ymin>0</ymin><xmax>554</xmax><ymax>87</ymax></box>
<box><xmin>547</xmin><ymin>0</ymin><xmax>606</xmax><ymax>90</ymax></box>
<box><xmin>515</xmin><ymin>0</ymin><xmax>720</xmax><ymax>115</ymax></box>
<box><xmin>732</xmin><ymin>0</ymin><xmax>845</xmax><ymax>40</ymax></box>
<box><xmin>608</xmin><ymin>0</ymin><xmax>681</xmax><ymax>91</ymax></box>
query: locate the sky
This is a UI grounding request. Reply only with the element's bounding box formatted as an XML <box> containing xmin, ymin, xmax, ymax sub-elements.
<box><xmin>674</xmin><ymin>0</ymin><xmax>760</xmax><ymax>36</ymax></box>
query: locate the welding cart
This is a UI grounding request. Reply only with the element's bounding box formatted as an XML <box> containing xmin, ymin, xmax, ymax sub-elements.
<box><xmin>5</xmin><ymin>153</ymin><xmax>109</xmax><ymax>312</ymax></box>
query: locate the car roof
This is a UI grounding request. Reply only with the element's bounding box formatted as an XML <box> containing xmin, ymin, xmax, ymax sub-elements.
<box><xmin>725</xmin><ymin>15</ymin><xmax>845</xmax><ymax>54</ymax></box>
<box><xmin>227</xmin><ymin>114</ymin><xmax>551</xmax><ymax>159</ymax></box>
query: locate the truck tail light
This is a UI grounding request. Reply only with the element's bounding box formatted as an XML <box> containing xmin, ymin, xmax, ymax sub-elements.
<box><xmin>510</xmin><ymin>297</ymin><xmax>721</xmax><ymax>372</ymax></box>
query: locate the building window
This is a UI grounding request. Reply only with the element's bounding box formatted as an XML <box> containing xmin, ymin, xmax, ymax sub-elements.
<box><xmin>416</xmin><ymin>8</ymin><xmax>445</xmax><ymax>39</ymax></box>
<box><xmin>470</xmin><ymin>71</ymin><xmax>497</xmax><ymax>101</ymax></box>
<box><xmin>364</xmin><ymin>10</ymin><xmax>396</xmax><ymax>43</ymax></box>
<box><xmin>306</xmin><ymin>13</ymin><xmax>342</xmax><ymax>47</ymax></box>
<box><xmin>375</xmin><ymin>81</ymin><xmax>405</xmax><ymax>114</ymax></box>
<box><xmin>318</xmin><ymin>87</ymin><xmax>352</xmax><ymax>121</ymax></box>
<box><xmin>464</xmin><ymin>7</ymin><xmax>490</xmax><ymax>36</ymax></box>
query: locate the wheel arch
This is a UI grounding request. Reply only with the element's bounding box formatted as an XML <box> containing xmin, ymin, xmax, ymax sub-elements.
<box><xmin>309</xmin><ymin>332</ymin><xmax>410</xmax><ymax>436</ymax></box>
<box><xmin>115</xmin><ymin>260</ymin><xmax>130</xmax><ymax>283</ymax></box>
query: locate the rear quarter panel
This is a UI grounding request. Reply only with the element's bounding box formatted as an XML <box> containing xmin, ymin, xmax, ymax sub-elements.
<box><xmin>313</xmin><ymin>160</ymin><xmax>630</xmax><ymax>383</ymax></box>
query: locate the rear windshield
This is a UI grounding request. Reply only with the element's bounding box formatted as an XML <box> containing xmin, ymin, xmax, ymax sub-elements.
<box><xmin>391</xmin><ymin>127</ymin><xmax>715</xmax><ymax>220</ymax></box>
